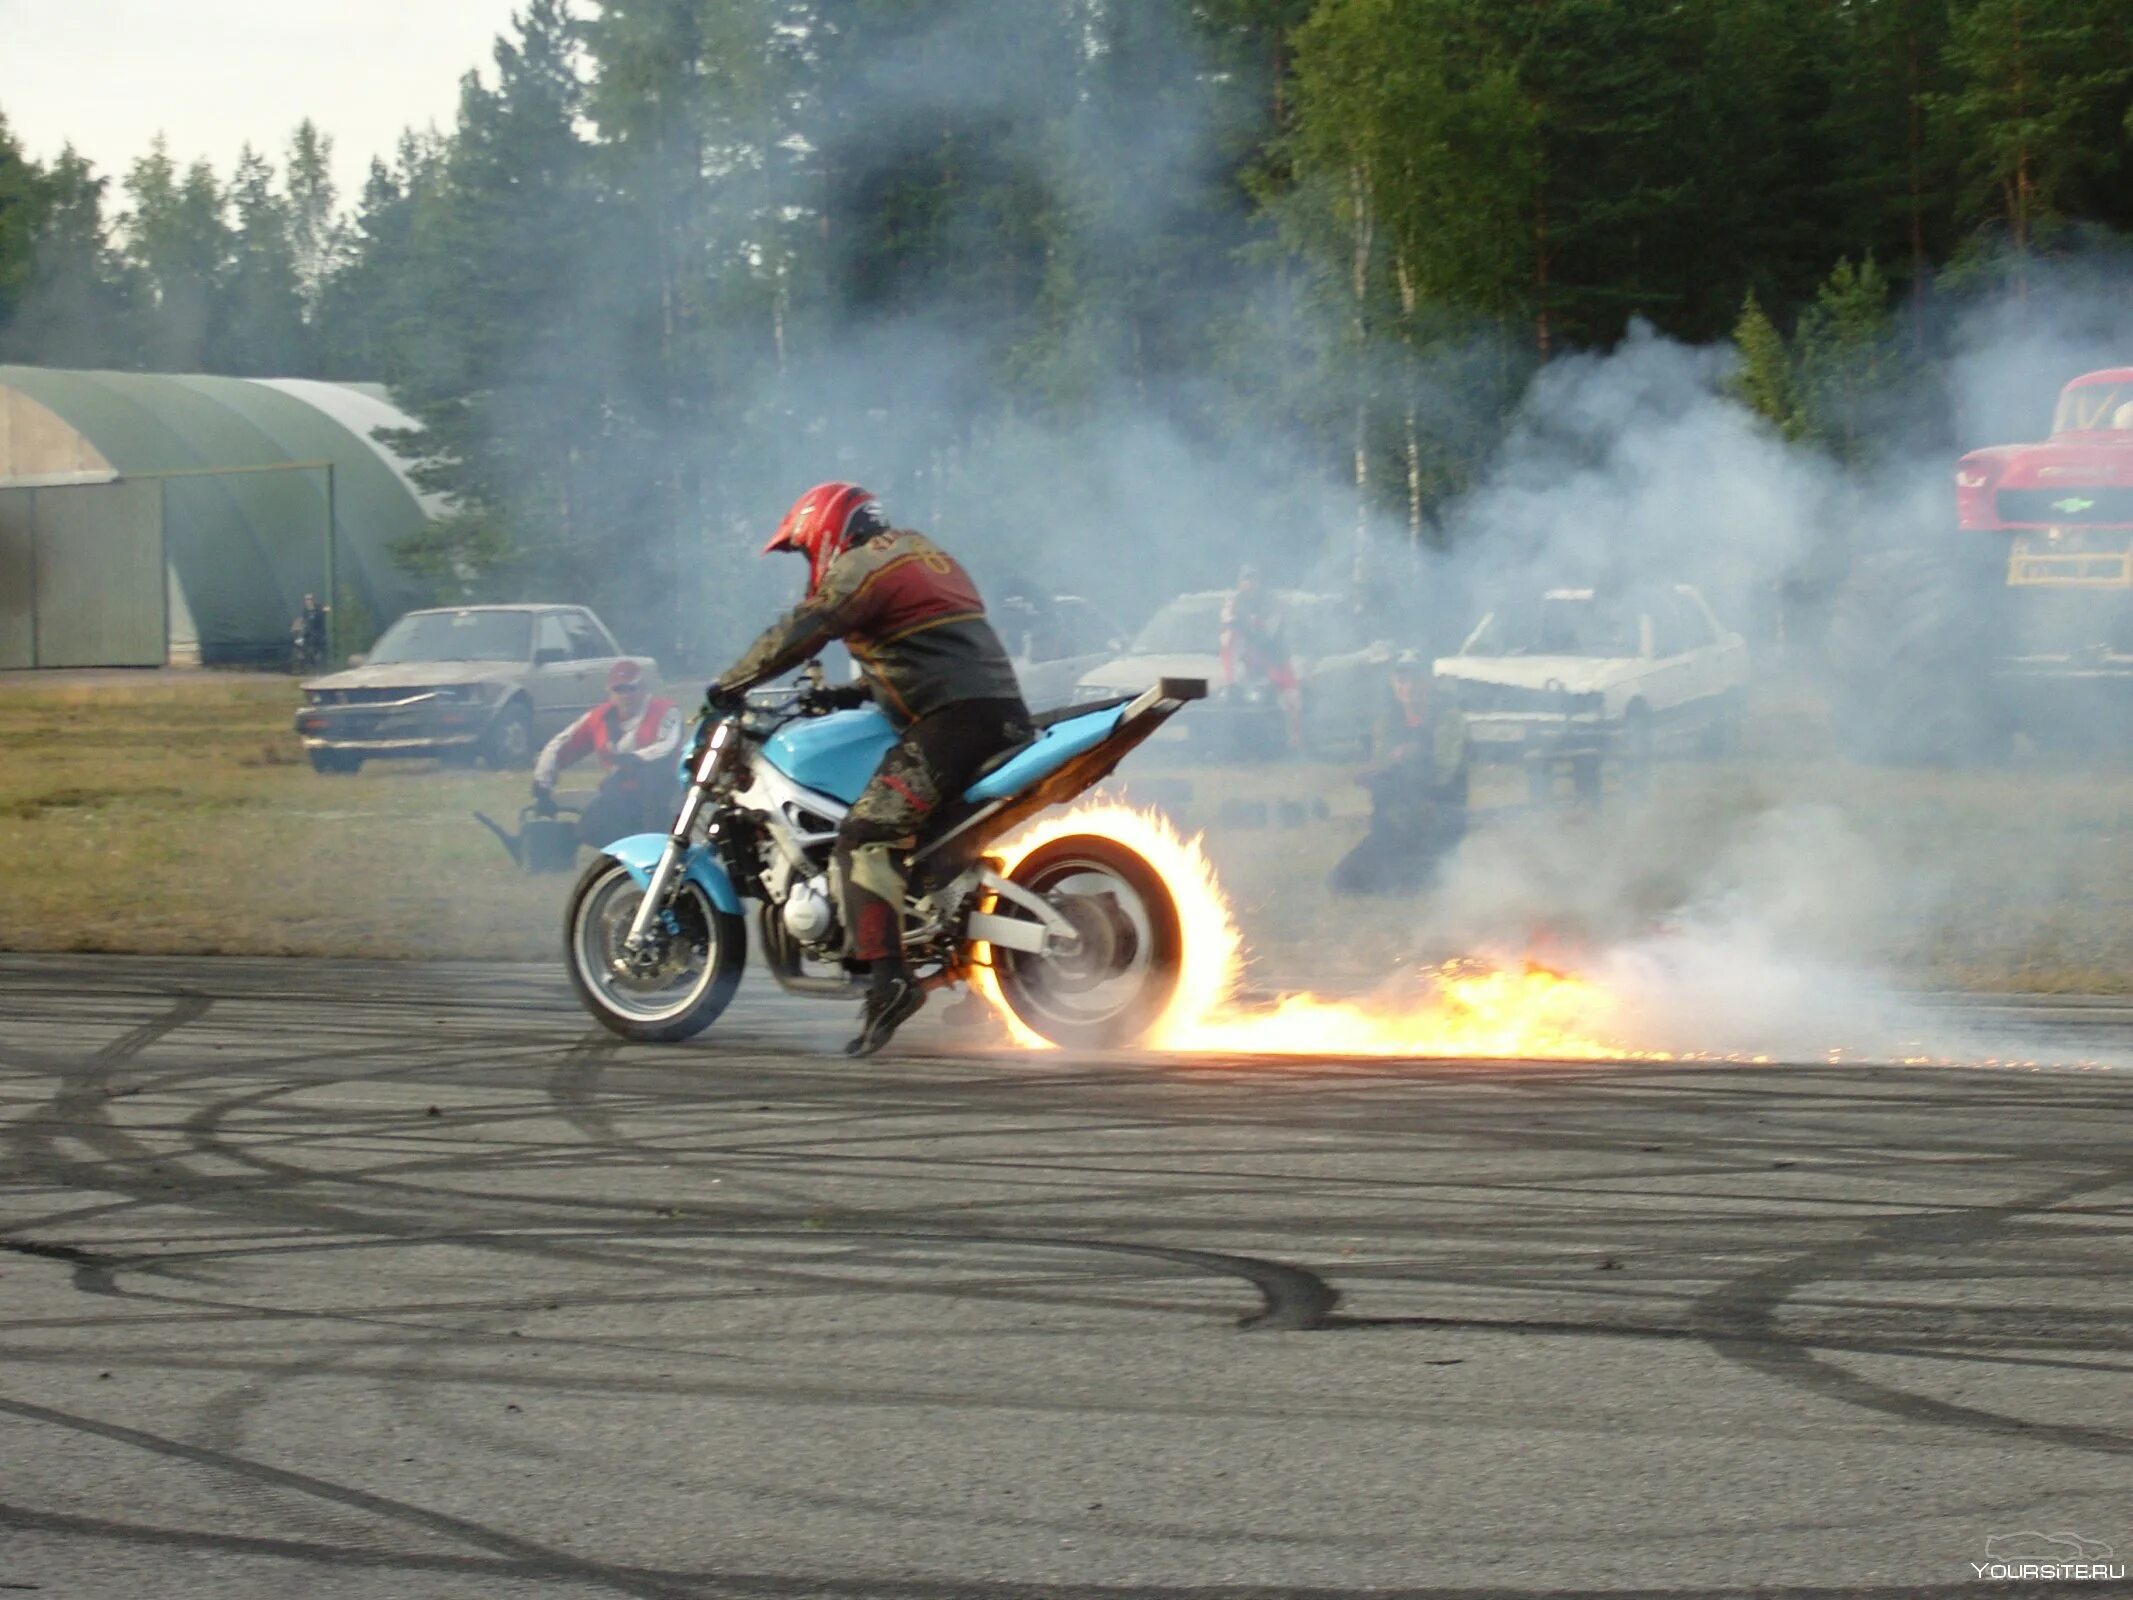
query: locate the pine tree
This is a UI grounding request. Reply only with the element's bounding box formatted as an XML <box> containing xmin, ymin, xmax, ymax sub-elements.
<box><xmin>316</xmin><ymin>133</ymin><xmax>443</xmax><ymax>381</ymax></box>
<box><xmin>0</xmin><ymin>112</ymin><xmax>40</xmax><ymax>337</ymax></box>
<box><xmin>1821</xmin><ymin>0</ymin><xmax>1958</xmax><ymax>297</ymax></box>
<box><xmin>379</xmin><ymin>0</ymin><xmax>605</xmax><ymax>603</ymax></box>
<box><xmin>284</xmin><ymin>120</ymin><xmax>343</xmax><ymax>317</ymax></box>
<box><xmin>575</xmin><ymin>0</ymin><xmax>803</xmax><ymax>649</ymax></box>
<box><xmin>1728</xmin><ymin>289</ymin><xmax>1804</xmax><ymax>441</ymax></box>
<box><xmin>218</xmin><ymin>145</ymin><xmax>309</xmax><ymax>374</ymax></box>
<box><xmin>1794</xmin><ymin>254</ymin><xmax>1898</xmax><ymax>458</ymax></box>
<box><xmin>121</xmin><ymin>138</ymin><xmax>232</xmax><ymax>370</ymax></box>
<box><xmin>1939</xmin><ymin>0</ymin><xmax>2133</xmax><ymax>268</ymax></box>
<box><xmin>2</xmin><ymin>145</ymin><xmax>132</xmax><ymax>368</ymax></box>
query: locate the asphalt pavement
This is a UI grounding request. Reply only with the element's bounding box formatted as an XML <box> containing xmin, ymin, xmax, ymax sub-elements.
<box><xmin>1</xmin><ymin>953</ymin><xmax>2128</xmax><ymax>1599</ymax></box>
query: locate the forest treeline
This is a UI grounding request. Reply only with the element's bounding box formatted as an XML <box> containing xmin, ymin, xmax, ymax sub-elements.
<box><xmin>1</xmin><ymin>0</ymin><xmax>2130</xmax><ymax>649</ymax></box>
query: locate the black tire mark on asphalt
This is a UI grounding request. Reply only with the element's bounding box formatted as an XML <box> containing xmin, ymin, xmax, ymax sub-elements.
<box><xmin>15</xmin><ymin>1220</ymin><xmax>1336</xmax><ymax>1335</ymax></box>
<box><xmin>0</xmin><ymin>1502</ymin><xmax>2093</xmax><ymax>1600</ymax></box>
<box><xmin>27</xmin><ymin>989</ymin><xmax>214</xmax><ymax>1163</ymax></box>
<box><xmin>21</xmin><ymin>1043</ymin><xmax>2126</xmax><ymax>1370</ymax></box>
<box><xmin>0</xmin><ymin>1395</ymin><xmax>702</xmax><ymax>1600</ymax></box>
<box><xmin>0</xmin><ymin>1501</ymin><xmax>580</xmax><ymax>1585</ymax></box>
<box><xmin>0</xmin><ymin>1235</ymin><xmax>118</xmax><ymax>1295</ymax></box>
<box><xmin>1688</xmin><ymin>1165</ymin><xmax>2133</xmax><ymax>1455</ymax></box>
<box><xmin>8</xmin><ymin>956</ymin><xmax>2133</xmax><ymax>1597</ymax></box>
<box><xmin>0</xmin><ymin>988</ymin><xmax>215</xmax><ymax>1274</ymax></box>
<box><xmin>19</xmin><ymin>1018</ymin><xmax>2124</xmax><ymax>1378</ymax></box>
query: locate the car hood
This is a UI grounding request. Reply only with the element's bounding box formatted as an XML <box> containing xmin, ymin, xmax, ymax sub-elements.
<box><xmin>1432</xmin><ymin>655</ymin><xmax>1645</xmax><ymax>695</ymax></box>
<box><xmin>1075</xmin><ymin>652</ymin><xmax>1221</xmax><ymax>693</ymax></box>
<box><xmin>1963</xmin><ymin>439</ymin><xmax>2133</xmax><ymax>489</ymax></box>
<box><xmin>302</xmin><ymin>661</ymin><xmax>523</xmax><ymax>693</ymax></box>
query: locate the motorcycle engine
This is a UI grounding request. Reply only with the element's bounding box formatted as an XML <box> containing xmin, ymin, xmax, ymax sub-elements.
<box><xmin>781</xmin><ymin>874</ymin><xmax>837</xmax><ymax>946</ymax></box>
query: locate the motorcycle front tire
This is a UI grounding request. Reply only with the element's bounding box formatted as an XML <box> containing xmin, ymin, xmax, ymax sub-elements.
<box><xmin>564</xmin><ymin>855</ymin><xmax>747</xmax><ymax>1043</ymax></box>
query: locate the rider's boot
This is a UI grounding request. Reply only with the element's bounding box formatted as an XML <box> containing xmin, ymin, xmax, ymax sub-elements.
<box><xmin>846</xmin><ymin>960</ymin><xmax>926</xmax><ymax>1058</ymax></box>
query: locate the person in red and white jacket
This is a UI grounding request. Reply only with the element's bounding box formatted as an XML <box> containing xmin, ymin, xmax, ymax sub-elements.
<box><xmin>531</xmin><ymin>659</ymin><xmax>683</xmax><ymax>847</ymax></box>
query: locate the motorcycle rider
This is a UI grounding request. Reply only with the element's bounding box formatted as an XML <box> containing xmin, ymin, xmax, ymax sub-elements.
<box><xmin>533</xmin><ymin>659</ymin><xmax>684</xmax><ymax>848</ymax></box>
<box><xmin>704</xmin><ymin>482</ymin><xmax>1033</xmax><ymax>1057</ymax></box>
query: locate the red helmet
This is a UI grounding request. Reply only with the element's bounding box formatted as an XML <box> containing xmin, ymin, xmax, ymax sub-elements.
<box><xmin>763</xmin><ymin>482</ymin><xmax>886</xmax><ymax>595</ymax></box>
<box><xmin>606</xmin><ymin>658</ymin><xmax>645</xmax><ymax>692</ymax></box>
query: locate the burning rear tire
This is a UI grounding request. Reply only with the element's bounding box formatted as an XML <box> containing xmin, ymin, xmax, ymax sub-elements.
<box><xmin>993</xmin><ymin>835</ymin><xmax>1182</xmax><ymax>1049</ymax></box>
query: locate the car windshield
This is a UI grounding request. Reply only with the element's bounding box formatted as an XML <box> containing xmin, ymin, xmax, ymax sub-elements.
<box><xmin>1287</xmin><ymin>599</ymin><xmax>1367</xmax><ymax>656</ymax></box>
<box><xmin>1463</xmin><ymin>596</ymin><xmax>1640</xmax><ymax>658</ymax></box>
<box><xmin>2053</xmin><ymin>383</ymin><xmax>2133</xmax><ymax>435</ymax></box>
<box><xmin>1130</xmin><ymin>596</ymin><xmax>1224</xmax><ymax>655</ymax></box>
<box><xmin>368</xmin><ymin>611</ymin><xmax>532</xmax><ymax>665</ymax></box>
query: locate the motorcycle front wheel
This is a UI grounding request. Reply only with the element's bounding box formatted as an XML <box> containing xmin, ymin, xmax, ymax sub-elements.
<box><xmin>993</xmin><ymin>834</ymin><xmax>1182</xmax><ymax>1049</ymax></box>
<box><xmin>565</xmin><ymin>856</ymin><xmax>746</xmax><ymax>1042</ymax></box>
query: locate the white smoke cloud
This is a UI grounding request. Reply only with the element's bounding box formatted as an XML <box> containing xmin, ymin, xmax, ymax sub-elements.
<box><xmin>437</xmin><ymin>1</ymin><xmax>2133</xmax><ymax>1069</ymax></box>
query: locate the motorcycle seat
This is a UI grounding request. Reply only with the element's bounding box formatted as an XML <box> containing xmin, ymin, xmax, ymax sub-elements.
<box><xmin>968</xmin><ymin>695</ymin><xmax>1135</xmax><ymax>784</ymax></box>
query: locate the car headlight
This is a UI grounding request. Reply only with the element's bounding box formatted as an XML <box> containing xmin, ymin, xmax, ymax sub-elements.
<box><xmin>433</xmin><ymin>684</ymin><xmax>489</xmax><ymax>703</ymax></box>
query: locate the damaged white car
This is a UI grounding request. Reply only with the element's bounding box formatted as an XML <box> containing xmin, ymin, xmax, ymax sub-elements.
<box><xmin>1434</xmin><ymin>585</ymin><xmax>1749</xmax><ymax>772</ymax></box>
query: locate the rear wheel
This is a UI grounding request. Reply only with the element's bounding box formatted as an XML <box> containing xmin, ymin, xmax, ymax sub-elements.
<box><xmin>565</xmin><ymin>856</ymin><xmax>745</xmax><ymax>1042</ymax></box>
<box><xmin>307</xmin><ymin>749</ymin><xmax>362</xmax><ymax>775</ymax></box>
<box><xmin>992</xmin><ymin>834</ymin><xmax>1182</xmax><ymax>1049</ymax></box>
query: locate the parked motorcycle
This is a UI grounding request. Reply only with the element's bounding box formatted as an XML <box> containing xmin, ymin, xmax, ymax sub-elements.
<box><xmin>563</xmin><ymin>671</ymin><xmax>1206</xmax><ymax>1047</ymax></box>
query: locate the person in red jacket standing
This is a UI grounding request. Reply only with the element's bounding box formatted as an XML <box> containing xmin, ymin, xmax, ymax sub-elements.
<box><xmin>531</xmin><ymin>659</ymin><xmax>683</xmax><ymax>848</ymax></box>
<box><xmin>1219</xmin><ymin>562</ymin><xmax>1303</xmax><ymax>752</ymax></box>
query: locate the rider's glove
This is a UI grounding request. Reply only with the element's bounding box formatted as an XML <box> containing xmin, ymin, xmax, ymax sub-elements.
<box><xmin>702</xmin><ymin>681</ymin><xmax>746</xmax><ymax>718</ymax></box>
<box><xmin>530</xmin><ymin>782</ymin><xmax>558</xmax><ymax>817</ymax></box>
<box><xmin>799</xmin><ymin>681</ymin><xmax>872</xmax><ymax>716</ymax></box>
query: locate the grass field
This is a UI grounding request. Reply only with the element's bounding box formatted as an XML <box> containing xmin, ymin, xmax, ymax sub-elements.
<box><xmin>0</xmin><ymin>676</ymin><xmax>564</xmax><ymax>960</ymax></box>
<box><xmin>3</xmin><ymin>672</ymin><xmax>2132</xmax><ymax>991</ymax></box>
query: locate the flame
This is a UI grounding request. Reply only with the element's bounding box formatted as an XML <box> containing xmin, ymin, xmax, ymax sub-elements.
<box><xmin>973</xmin><ymin>801</ymin><xmax>1674</xmax><ymax>1061</ymax></box>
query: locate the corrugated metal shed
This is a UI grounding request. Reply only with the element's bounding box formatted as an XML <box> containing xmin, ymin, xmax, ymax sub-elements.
<box><xmin>0</xmin><ymin>366</ymin><xmax>436</xmax><ymax>666</ymax></box>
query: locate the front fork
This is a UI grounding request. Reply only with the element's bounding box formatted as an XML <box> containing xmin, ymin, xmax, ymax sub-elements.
<box><xmin>618</xmin><ymin>718</ymin><xmax>735</xmax><ymax>970</ymax></box>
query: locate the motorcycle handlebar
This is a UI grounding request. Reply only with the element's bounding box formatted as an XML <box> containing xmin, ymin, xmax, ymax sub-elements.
<box><xmin>683</xmin><ymin>674</ymin><xmax>865</xmax><ymax>774</ymax></box>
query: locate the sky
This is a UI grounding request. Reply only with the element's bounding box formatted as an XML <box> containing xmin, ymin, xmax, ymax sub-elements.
<box><xmin>0</xmin><ymin>0</ymin><xmax>524</xmax><ymax>201</ymax></box>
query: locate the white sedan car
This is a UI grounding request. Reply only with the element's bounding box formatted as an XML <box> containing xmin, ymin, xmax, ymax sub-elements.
<box><xmin>1434</xmin><ymin>585</ymin><xmax>1749</xmax><ymax>769</ymax></box>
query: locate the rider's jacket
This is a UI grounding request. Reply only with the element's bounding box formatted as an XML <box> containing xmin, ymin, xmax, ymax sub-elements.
<box><xmin>534</xmin><ymin>695</ymin><xmax>682</xmax><ymax>789</ymax></box>
<box><xmin>715</xmin><ymin>529</ymin><xmax>1026</xmax><ymax>727</ymax></box>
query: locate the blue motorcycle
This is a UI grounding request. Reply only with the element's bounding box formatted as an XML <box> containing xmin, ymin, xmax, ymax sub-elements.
<box><xmin>563</xmin><ymin>672</ymin><xmax>1206</xmax><ymax>1047</ymax></box>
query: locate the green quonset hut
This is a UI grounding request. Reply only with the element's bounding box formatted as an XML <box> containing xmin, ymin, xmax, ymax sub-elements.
<box><xmin>0</xmin><ymin>366</ymin><xmax>440</xmax><ymax>667</ymax></box>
